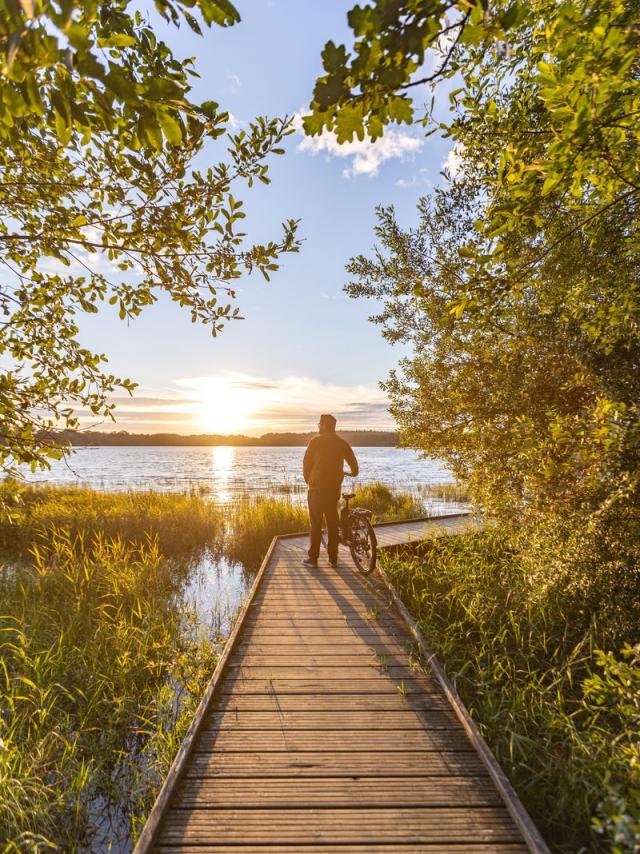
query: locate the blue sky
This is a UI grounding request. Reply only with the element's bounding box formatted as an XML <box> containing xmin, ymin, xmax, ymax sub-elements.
<box><xmin>76</xmin><ymin>0</ymin><xmax>455</xmax><ymax>435</ymax></box>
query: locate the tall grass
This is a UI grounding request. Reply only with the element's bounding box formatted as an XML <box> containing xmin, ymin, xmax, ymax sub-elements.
<box><xmin>417</xmin><ymin>482</ymin><xmax>469</xmax><ymax>503</ymax></box>
<box><xmin>0</xmin><ymin>480</ymin><xmax>225</xmax><ymax>557</ymax></box>
<box><xmin>0</xmin><ymin>530</ymin><xmax>218</xmax><ymax>850</ymax></box>
<box><xmin>225</xmin><ymin>496</ymin><xmax>308</xmax><ymax>568</ymax></box>
<box><xmin>382</xmin><ymin>528</ymin><xmax>639</xmax><ymax>853</ymax></box>
<box><xmin>353</xmin><ymin>482</ymin><xmax>425</xmax><ymax>521</ymax></box>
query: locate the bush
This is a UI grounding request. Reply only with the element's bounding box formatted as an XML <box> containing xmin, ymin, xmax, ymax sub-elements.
<box><xmin>382</xmin><ymin>528</ymin><xmax>640</xmax><ymax>853</ymax></box>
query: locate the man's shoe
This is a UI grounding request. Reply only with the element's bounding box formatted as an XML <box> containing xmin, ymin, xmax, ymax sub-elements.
<box><xmin>303</xmin><ymin>558</ymin><xmax>317</xmax><ymax>568</ymax></box>
<box><xmin>329</xmin><ymin>559</ymin><xmax>338</xmax><ymax>568</ymax></box>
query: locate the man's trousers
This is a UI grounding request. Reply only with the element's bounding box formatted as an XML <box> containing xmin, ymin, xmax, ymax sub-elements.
<box><xmin>307</xmin><ymin>486</ymin><xmax>340</xmax><ymax>563</ymax></box>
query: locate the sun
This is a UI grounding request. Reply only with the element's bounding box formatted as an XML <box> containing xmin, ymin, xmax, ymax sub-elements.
<box><xmin>194</xmin><ymin>377</ymin><xmax>256</xmax><ymax>435</ymax></box>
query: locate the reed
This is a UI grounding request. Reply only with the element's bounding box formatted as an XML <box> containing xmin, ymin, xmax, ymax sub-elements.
<box><xmin>0</xmin><ymin>530</ymin><xmax>219</xmax><ymax>850</ymax></box>
<box><xmin>382</xmin><ymin>528</ymin><xmax>639</xmax><ymax>853</ymax></box>
<box><xmin>225</xmin><ymin>496</ymin><xmax>308</xmax><ymax>568</ymax></box>
<box><xmin>353</xmin><ymin>481</ymin><xmax>425</xmax><ymax>521</ymax></box>
<box><xmin>417</xmin><ymin>482</ymin><xmax>469</xmax><ymax>503</ymax></box>
<box><xmin>0</xmin><ymin>480</ymin><xmax>225</xmax><ymax>558</ymax></box>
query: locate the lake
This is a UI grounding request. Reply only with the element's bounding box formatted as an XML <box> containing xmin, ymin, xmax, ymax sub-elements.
<box><xmin>24</xmin><ymin>444</ymin><xmax>454</xmax><ymax>501</ymax></box>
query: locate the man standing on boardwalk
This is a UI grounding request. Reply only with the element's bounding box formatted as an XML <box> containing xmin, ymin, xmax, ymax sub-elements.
<box><xmin>302</xmin><ymin>414</ymin><xmax>359</xmax><ymax>568</ymax></box>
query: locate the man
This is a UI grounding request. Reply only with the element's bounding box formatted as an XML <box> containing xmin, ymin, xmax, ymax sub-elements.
<box><xmin>302</xmin><ymin>414</ymin><xmax>359</xmax><ymax>568</ymax></box>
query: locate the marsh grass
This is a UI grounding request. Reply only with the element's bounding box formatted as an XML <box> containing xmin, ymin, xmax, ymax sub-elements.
<box><xmin>225</xmin><ymin>496</ymin><xmax>308</xmax><ymax>568</ymax></box>
<box><xmin>353</xmin><ymin>481</ymin><xmax>425</xmax><ymax>521</ymax></box>
<box><xmin>0</xmin><ymin>480</ymin><xmax>225</xmax><ymax>558</ymax></box>
<box><xmin>382</xmin><ymin>528</ymin><xmax>640</xmax><ymax>853</ymax></box>
<box><xmin>417</xmin><ymin>482</ymin><xmax>469</xmax><ymax>503</ymax></box>
<box><xmin>0</xmin><ymin>530</ymin><xmax>219</xmax><ymax>851</ymax></box>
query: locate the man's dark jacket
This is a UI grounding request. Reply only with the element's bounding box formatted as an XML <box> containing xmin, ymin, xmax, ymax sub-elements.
<box><xmin>303</xmin><ymin>432</ymin><xmax>359</xmax><ymax>489</ymax></box>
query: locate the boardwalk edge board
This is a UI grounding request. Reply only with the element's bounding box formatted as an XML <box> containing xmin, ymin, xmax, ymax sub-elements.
<box><xmin>133</xmin><ymin>536</ymin><xmax>279</xmax><ymax>853</ymax></box>
<box><xmin>375</xmin><ymin>565</ymin><xmax>551</xmax><ymax>854</ymax></box>
<box><xmin>135</xmin><ymin>513</ymin><xmax>547</xmax><ymax>853</ymax></box>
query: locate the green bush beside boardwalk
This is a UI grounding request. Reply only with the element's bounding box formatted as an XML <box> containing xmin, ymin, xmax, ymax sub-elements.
<box><xmin>383</xmin><ymin>529</ymin><xmax>639</xmax><ymax>854</ymax></box>
<box><xmin>0</xmin><ymin>482</ymin><xmax>637</xmax><ymax>851</ymax></box>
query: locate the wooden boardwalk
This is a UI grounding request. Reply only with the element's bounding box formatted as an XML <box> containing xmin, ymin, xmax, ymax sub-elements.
<box><xmin>137</xmin><ymin>514</ymin><xmax>548</xmax><ymax>853</ymax></box>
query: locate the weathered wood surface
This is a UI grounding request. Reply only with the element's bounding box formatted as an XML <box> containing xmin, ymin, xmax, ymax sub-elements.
<box><xmin>137</xmin><ymin>514</ymin><xmax>546</xmax><ymax>853</ymax></box>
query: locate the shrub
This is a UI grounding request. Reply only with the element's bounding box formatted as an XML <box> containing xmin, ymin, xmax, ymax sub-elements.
<box><xmin>382</xmin><ymin>528</ymin><xmax>640</xmax><ymax>853</ymax></box>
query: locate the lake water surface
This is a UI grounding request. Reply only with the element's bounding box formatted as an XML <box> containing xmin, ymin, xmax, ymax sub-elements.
<box><xmin>26</xmin><ymin>444</ymin><xmax>454</xmax><ymax>500</ymax></box>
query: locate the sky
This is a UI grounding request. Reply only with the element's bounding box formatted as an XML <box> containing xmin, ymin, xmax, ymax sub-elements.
<box><xmin>74</xmin><ymin>1</ymin><xmax>456</xmax><ymax>436</ymax></box>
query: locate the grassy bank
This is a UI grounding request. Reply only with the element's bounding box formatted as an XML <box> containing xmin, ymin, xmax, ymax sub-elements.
<box><xmin>0</xmin><ymin>481</ymin><xmax>225</xmax><ymax>558</ymax></box>
<box><xmin>0</xmin><ymin>531</ymin><xmax>219</xmax><ymax>851</ymax></box>
<box><xmin>382</xmin><ymin>529</ymin><xmax>639</xmax><ymax>853</ymax></box>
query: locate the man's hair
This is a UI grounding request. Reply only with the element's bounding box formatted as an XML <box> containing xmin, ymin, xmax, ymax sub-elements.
<box><xmin>319</xmin><ymin>413</ymin><xmax>337</xmax><ymax>431</ymax></box>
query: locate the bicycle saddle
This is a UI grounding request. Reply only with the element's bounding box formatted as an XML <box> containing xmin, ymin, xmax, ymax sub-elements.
<box><xmin>342</xmin><ymin>492</ymin><xmax>356</xmax><ymax>500</ymax></box>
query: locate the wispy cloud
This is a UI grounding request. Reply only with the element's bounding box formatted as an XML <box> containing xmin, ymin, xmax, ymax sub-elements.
<box><xmin>76</xmin><ymin>373</ymin><xmax>394</xmax><ymax>435</ymax></box>
<box><xmin>226</xmin><ymin>71</ymin><xmax>242</xmax><ymax>93</ymax></box>
<box><xmin>294</xmin><ymin>113</ymin><xmax>423</xmax><ymax>178</ymax></box>
<box><xmin>396</xmin><ymin>167</ymin><xmax>432</xmax><ymax>190</ymax></box>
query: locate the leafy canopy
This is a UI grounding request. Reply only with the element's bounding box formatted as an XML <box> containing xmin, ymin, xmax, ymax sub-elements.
<box><xmin>315</xmin><ymin>0</ymin><xmax>640</xmax><ymax>516</ymax></box>
<box><xmin>0</xmin><ymin>0</ymin><xmax>300</xmax><ymax>472</ymax></box>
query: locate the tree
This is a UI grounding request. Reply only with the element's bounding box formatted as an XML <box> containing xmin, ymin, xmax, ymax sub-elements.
<box><xmin>309</xmin><ymin>0</ymin><xmax>640</xmax><ymax>526</ymax></box>
<box><xmin>0</xmin><ymin>0</ymin><xmax>300</xmax><ymax>472</ymax></box>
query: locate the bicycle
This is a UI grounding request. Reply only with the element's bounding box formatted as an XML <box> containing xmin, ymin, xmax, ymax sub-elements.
<box><xmin>321</xmin><ymin>481</ymin><xmax>377</xmax><ymax>575</ymax></box>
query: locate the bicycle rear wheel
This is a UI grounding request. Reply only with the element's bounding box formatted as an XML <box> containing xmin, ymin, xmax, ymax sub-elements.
<box><xmin>349</xmin><ymin>516</ymin><xmax>377</xmax><ymax>575</ymax></box>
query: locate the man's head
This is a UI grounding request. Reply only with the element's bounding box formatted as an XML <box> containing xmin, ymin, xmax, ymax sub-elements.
<box><xmin>318</xmin><ymin>413</ymin><xmax>337</xmax><ymax>433</ymax></box>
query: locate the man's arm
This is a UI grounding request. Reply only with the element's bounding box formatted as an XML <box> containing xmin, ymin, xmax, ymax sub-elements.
<box><xmin>344</xmin><ymin>442</ymin><xmax>359</xmax><ymax>477</ymax></box>
<box><xmin>303</xmin><ymin>440</ymin><xmax>315</xmax><ymax>483</ymax></box>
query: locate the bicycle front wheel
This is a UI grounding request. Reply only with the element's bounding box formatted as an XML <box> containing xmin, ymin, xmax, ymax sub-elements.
<box><xmin>349</xmin><ymin>516</ymin><xmax>377</xmax><ymax>575</ymax></box>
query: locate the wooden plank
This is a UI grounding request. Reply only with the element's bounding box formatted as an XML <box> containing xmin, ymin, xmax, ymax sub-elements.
<box><xmin>210</xmin><ymin>693</ymin><xmax>451</xmax><ymax>712</ymax></box>
<box><xmin>193</xmin><ymin>729</ymin><xmax>472</xmax><ymax>752</ymax></box>
<box><xmin>159</xmin><ymin>805</ymin><xmax>522</xmax><ymax>843</ymax></box>
<box><xmin>243</xmin><ymin>620</ymin><xmax>404</xmax><ymax>631</ymax></box>
<box><xmin>156</xmin><ymin>845</ymin><xmax>528</xmax><ymax>853</ymax></box>
<box><xmin>224</xmin><ymin>666</ymin><xmax>432</xmax><ymax>682</ymax></box>
<box><xmin>183</xmin><ymin>750</ymin><xmax>485</xmax><ymax>778</ymax></box>
<box><xmin>220</xmin><ymin>678</ymin><xmax>438</xmax><ymax>695</ymax></box>
<box><xmin>173</xmin><ymin>776</ymin><xmax>502</xmax><ymax>808</ymax></box>
<box><xmin>237</xmin><ymin>654</ymin><xmax>414</xmax><ymax>667</ymax></box>
<box><xmin>202</xmin><ymin>709</ymin><xmax>458</xmax><ymax>729</ymax></box>
<box><xmin>236</xmin><ymin>641</ymin><xmax>413</xmax><ymax>654</ymax></box>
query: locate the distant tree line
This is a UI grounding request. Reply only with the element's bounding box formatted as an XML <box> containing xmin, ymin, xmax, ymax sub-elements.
<box><xmin>45</xmin><ymin>429</ymin><xmax>400</xmax><ymax>448</ymax></box>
